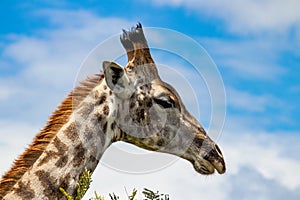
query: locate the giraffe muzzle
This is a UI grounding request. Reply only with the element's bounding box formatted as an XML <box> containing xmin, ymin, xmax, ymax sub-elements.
<box><xmin>212</xmin><ymin>143</ymin><xmax>226</xmax><ymax>174</ymax></box>
<box><xmin>191</xmin><ymin>141</ymin><xmax>226</xmax><ymax>175</ymax></box>
<box><xmin>194</xmin><ymin>156</ymin><xmax>225</xmax><ymax>175</ymax></box>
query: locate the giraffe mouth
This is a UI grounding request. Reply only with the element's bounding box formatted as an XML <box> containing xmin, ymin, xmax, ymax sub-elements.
<box><xmin>193</xmin><ymin>159</ymin><xmax>215</xmax><ymax>175</ymax></box>
<box><xmin>193</xmin><ymin>159</ymin><xmax>225</xmax><ymax>175</ymax></box>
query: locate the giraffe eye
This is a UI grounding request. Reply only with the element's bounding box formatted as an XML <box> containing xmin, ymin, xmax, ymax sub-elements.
<box><xmin>153</xmin><ymin>97</ymin><xmax>174</xmax><ymax>109</ymax></box>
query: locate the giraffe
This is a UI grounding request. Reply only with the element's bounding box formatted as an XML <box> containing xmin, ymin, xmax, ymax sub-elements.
<box><xmin>0</xmin><ymin>23</ymin><xmax>225</xmax><ymax>200</ymax></box>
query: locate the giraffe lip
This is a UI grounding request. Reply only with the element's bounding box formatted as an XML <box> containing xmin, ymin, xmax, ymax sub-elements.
<box><xmin>212</xmin><ymin>161</ymin><xmax>226</xmax><ymax>174</ymax></box>
<box><xmin>193</xmin><ymin>160</ymin><xmax>215</xmax><ymax>175</ymax></box>
<box><xmin>194</xmin><ymin>159</ymin><xmax>225</xmax><ymax>175</ymax></box>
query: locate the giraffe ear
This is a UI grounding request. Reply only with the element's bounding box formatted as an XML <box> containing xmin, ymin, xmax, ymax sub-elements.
<box><xmin>103</xmin><ymin>61</ymin><xmax>133</xmax><ymax>99</ymax></box>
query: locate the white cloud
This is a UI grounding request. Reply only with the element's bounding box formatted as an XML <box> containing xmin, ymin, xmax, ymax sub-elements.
<box><xmin>228</xmin><ymin>166</ymin><xmax>300</xmax><ymax>199</ymax></box>
<box><xmin>226</xmin><ymin>87</ymin><xmax>282</xmax><ymax>113</ymax></box>
<box><xmin>0</xmin><ymin>121</ymin><xmax>40</xmax><ymax>175</ymax></box>
<box><xmin>3</xmin><ymin>10</ymin><xmax>133</xmax><ymax>89</ymax></box>
<box><xmin>84</xmin><ymin>129</ymin><xmax>300</xmax><ymax>200</ymax></box>
<box><xmin>150</xmin><ymin>0</ymin><xmax>300</xmax><ymax>35</ymax></box>
<box><xmin>0</xmin><ymin>84</ymin><xmax>18</xmax><ymax>102</ymax></box>
<box><xmin>0</xmin><ymin>10</ymin><xmax>133</xmax><ymax>123</ymax></box>
<box><xmin>223</xmin><ymin>131</ymin><xmax>300</xmax><ymax>191</ymax></box>
<box><xmin>199</xmin><ymin>37</ymin><xmax>286</xmax><ymax>81</ymax></box>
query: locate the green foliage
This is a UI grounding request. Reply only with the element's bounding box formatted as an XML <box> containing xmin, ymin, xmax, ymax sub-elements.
<box><xmin>60</xmin><ymin>168</ymin><xmax>92</xmax><ymax>200</ymax></box>
<box><xmin>89</xmin><ymin>191</ymin><xmax>104</xmax><ymax>200</ymax></box>
<box><xmin>95</xmin><ymin>188</ymin><xmax>168</xmax><ymax>200</ymax></box>
<box><xmin>76</xmin><ymin>168</ymin><xmax>93</xmax><ymax>200</ymax></box>
<box><xmin>128</xmin><ymin>188</ymin><xmax>138</xmax><ymax>200</ymax></box>
<box><xmin>142</xmin><ymin>188</ymin><xmax>169</xmax><ymax>200</ymax></box>
<box><xmin>60</xmin><ymin>169</ymin><xmax>170</xmax><ymax>200</ymax></box>
<box><xmin>108</xmin><ymin>193</ymin><xmax>119</xmax><ymax>200</ymax></box>
<box><xmin>59</xmin><ymin>187</ymin><xmax>73</xmax><ymax>200</ymax></box>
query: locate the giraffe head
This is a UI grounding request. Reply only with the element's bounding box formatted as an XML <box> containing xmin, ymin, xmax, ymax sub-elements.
<box><xmin>103</xmin><ymin>23</ymin><xmax>225</xmax><ymax>175</ymax></box>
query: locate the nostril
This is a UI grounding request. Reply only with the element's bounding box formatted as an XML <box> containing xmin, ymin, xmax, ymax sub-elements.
<box><xmin>214</xmin><ymin>143</ymin><xmax>223</xmax><ymax>157</ymax></box>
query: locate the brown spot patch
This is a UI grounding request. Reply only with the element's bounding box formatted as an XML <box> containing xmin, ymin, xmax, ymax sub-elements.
<box><xmin>58</xmin><ymin>173</ymin><xmax>72</xmax><ymax>196</ymax></box>
<box><xmin>53</xmin><ymin>137</ymin><xmax>68</xmax><ymax>155</ymax></box>
<box><xmin>103</xmin><ymin>105</ymin><xmax>110</xmax><ymax>116</ymax></box>
<box><xmin>89</xmin><ymin>155</ymin><xmax>99</xmax><ymax>166</ymax></box>
<box><xmin>73</xmin><ymin>143</ymin><xmax>86</xmax><ymax>167</ymax></box>
<box><xmin>38</xmin><ymin>150</ymin><xmax>57</xmax><ymax>167</ymax></box>
<box><xmin>55</xmin><ymin>155</ymin><xmax>68</xmax><ymax>168</ymax></box>
<box><xmin>94</xmin><ymin>112</ymin><xmax>103</xmax><ymax>123</ymax></box>
<box><xmin>193</xmin><ymin>137</ymin><xmax>204</xmax><ymax>148</ymax></box>
<box><xmin>97</xmin><ymin>94</ymin><xmax>107</xmax><ymax>105</ymax></box>
<box><xmin>129</xmin><ymin>101</ymin><xmax>136</xmax><ymax>109</ymax></box>
<box><xmin>64</xmin><ymin>122</ymin><xmax>79</xmax><ymax>141</ymax></box>
<box><xmin>102</xmin><ymin>122</ymin><xmax>108</xmax><ymax>134</ymax></box>
<box><xmin>110</xmin><ymin>122</ymin><xmax>116</xmax><ymax>131</ymax></box>
<box><xmin>35</xmin><ymin>170</ymin><xmax>62</xmax><ymax>199</ymax></box>
<box><xmin>38</xmin><ymin>137</ymin><xmax>68</xmax><ymax>167</ymax></box>
<box><xmin>157</xmin><ymin>139</ymin><xmax>165</xmax><ymax>147</ymax></box>
<box><xmin>15</xmin><ymin>181</ymin><xmax>35</xmax><ymax>199</ymax></box>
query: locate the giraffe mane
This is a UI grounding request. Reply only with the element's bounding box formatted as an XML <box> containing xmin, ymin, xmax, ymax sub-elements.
<box><xmin>0</xmin><ymin>73</ymin><xmax>104</xmax><ymax>198</ymax></box>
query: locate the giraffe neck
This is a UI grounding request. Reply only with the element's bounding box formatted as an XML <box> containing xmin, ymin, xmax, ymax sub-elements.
<box><xmin>2</xmin><ymin>76</ymin><xmax>117</xmax><ymax>200</ymax></box>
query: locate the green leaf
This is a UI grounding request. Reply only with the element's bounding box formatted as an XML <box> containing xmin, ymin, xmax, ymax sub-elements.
<box><xmin>129</xmin><ymin>188</ymin><xmax>137</xmax><ymax>200</ymax></box>
<box><xmin>142</xmin><ymin>188</ymin><xmax>160</xmax><ymax>200</ymax></box>
<box><xmin>75</xmin><ymin>168</ymin><xmax>93</xmax><ymax>200</ymax></box>
<box><xmin>109</xmin><ymin>193</ymin><xmax>119</xmax><ymax>200</ymax></box>
<box><xmin>60</xmin><ymin>168</ymin><xmax>92</xmax><ymax>200</ymax></box>
<box><xmin>59</xmin><ymin>187</ymin><xmax>73</xmax><ymax>200</ymax></box>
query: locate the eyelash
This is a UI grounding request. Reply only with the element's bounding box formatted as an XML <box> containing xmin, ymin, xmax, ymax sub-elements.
<box><xmin>153</xmin><ymin>98</ymin><xmax>174</xmax><ymax>109</ymax></box>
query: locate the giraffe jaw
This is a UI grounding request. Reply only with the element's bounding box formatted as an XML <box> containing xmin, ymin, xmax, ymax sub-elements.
<box><xmin>193</xmin><ymin>159</ymin><xmax>215</xmax><ymax>175</ymax></box>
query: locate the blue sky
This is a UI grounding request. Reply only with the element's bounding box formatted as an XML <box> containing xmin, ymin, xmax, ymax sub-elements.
<box><xmin>0</xmin><ymin>1</ymin><xmax>300</xmax><ymax>199</ymax></box>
